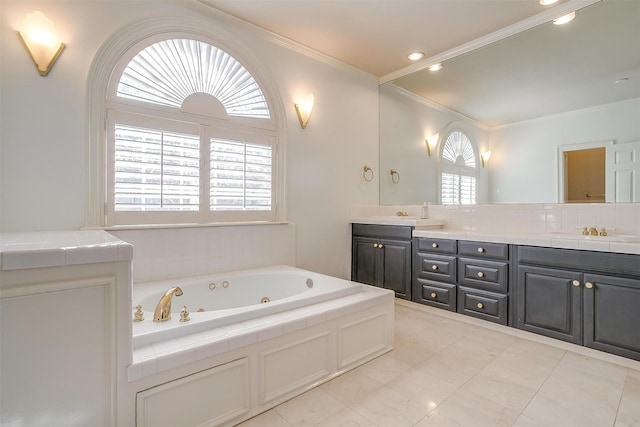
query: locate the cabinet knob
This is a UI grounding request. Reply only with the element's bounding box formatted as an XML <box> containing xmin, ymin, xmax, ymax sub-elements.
<box><xmin>431</xmin><ymin>265</ymin><xmax>438</xmax><ymax>271</ymax></box>
<box><xmin>477</xmin><ymin>247</ymin><xmax>485</xmax><ymax>253</ymax></box>
<box><xmin>432</xmin><ymin>242</ymin><xmax>438</xmax><ymax>248</ymax></box>
<box><xmin>378</xmin><ymin>244</ymin><xmax>384</xmax><ymax>249</ymax></box>
<box><xmin>373</xmin><ymin>243</ymin><xmax>379</xmax><ymax>248</ymax></box>
<box><xmin>585</xmin><ymin>282</ymin><xmax>594</xmax><ymax>289</ymax></box>
<box><xmin>477</xmin><ymin>303</ymin><xmax>484</xmax><ymax>309</ymax></box>
<box><xmin>430</xmin><ymin>292</ymin><xmax>437</xmax><ymax>298</ymax></box>
<box><xmin>572</xmin><ymin>280</ymin><xmax>581</xmax><ymax>287</ymax></box>
<box><xmin>477</xmin><ymin>271</ymin><xmax>485</xmax><ymax>278</ymax></box>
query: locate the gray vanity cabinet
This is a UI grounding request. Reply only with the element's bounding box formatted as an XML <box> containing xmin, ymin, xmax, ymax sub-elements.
<box><xmin>516</xmin><ymin>265</ymin><xmax>583</xmax><ymax>344</ymax></box>
<box><xmin>352</xmin><ymin>224</ymin><xmax>412</xmax><ymax>299</ymax></box>
<box><xmin>413</xmin><ymin>238</ymin><xmax>457</xmax><ymax>311</ymax></box>
<box><xmin>583</xmin><ymin>273</ymin><xmax>640</xmax><ymax>361</ymax></box>
<box><xmin>515</xmin><ymin>246</ymin><xmax>640</xmax><ymax>361</ymax></box>
<box><xmin>457</xmin><ymin>241</ymin><xmax>510</xmax><ymax>325</ymax></box>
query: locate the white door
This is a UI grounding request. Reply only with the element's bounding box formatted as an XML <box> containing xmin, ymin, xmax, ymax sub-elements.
<box><xmin>606</xmin><ymin>141</ymin><xmax>640</xmax><ymax>202</ymax></box>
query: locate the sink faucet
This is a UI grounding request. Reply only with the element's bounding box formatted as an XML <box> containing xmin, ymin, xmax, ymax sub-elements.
<box><xmin>153</xmin><ymin>286</ymin><xmax>183</xmax><ymax>322</ymax></box>
<box><xmin>588</xmin><ymin>227</ymin><xmax>599</xmax><ymax>236</ymax></box>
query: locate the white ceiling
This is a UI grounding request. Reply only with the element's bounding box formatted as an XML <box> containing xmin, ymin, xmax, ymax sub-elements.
<box><xmin>200</xmin><ymin>0</ymin><xmax>572</xmax><ymax>78</ymax></box>
<box><xmin>199</xmin><ymin>0</ymin><xmax>639</xmax><ymax>126</ymax></box>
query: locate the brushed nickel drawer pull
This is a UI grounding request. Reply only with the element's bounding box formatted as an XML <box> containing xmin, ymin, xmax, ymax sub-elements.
<box><xmin>477</xmin><ymin>247</ymin><xmax>485</xmax><ymax>253</ymax></box>
<box><xmin>477</xmin><ymin>271</ymin><xmax>485</xmax><ymax>278</ymax></box>
<box><xmin>378</xmin><ymin>244</ymin><xmax>384</xmax><ymax>249</ymax></box>
<box><xmin>430</xmin><ymin>292</ymin><xmax>437</xmax><ymax>298</ymax></box>
<box><xmin>431</xmin><ymin>265</ymin><xmax>438</xmax><ymax>271</ymax></box>
<box><xmin>585</xmin><ymin>282</ymin><xmax>594</xmax><ymax>289</ymax></box>
<box><xmin>572</xmin><ymin>280</ymin><xmax>580</xmax><ymax>287</ymax></box>
<box><xmin>373</xmin><ymin>243</ymin><xmax>379</xmax><ymax>248</ymax></box>
<box><xmin>432</xmin><ymin>242</ymin><xmax>438</xmax><ymax>248</ymax></box>
<box><xmin>477</xmin><ymin>302</ymin><xmax>484</xmax><ymax>309</ymax></box>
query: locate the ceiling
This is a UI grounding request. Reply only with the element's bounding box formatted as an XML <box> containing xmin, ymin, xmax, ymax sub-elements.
<box><xmin>199</xmin><ymin>0</ymin><xmax>639</xmax><ymax>126</ymax></box>
<box><xmin>199</xmin><ymin>0</ymin><xmax>573</xmax><ymax>78</ymax></box>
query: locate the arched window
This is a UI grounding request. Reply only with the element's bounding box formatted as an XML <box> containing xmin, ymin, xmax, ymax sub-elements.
<box><xmin>104</xmin><ymin>37</ymin><xmax>279</xmax><ymax>226</ymax></box>
<box><xmin>439</xmin><ymin>129</ymin><xmax>478</xmax><ymax>204</ymax></box>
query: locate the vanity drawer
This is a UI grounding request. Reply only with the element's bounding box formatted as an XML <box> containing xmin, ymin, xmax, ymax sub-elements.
<box><xmin>458</xmin><ymin>258</ymin><xmax>508</xmax><ymax>293</ymax></box>
<box><xmin>413</xmin><ymin>279</ymin><xmax>456</xmax><ymax>311</ymax></box>
<box><xmin>415</xmin><ymin>238</ymin><xmax>457</xmax><ymax>255</ymax></box>
<box><xmin>457</xmin><ymin>287</ymin><xmax>508</xmax><ymax>325</ymax></box>
<box><xmin>415</xmin><ymin>254</ymin><xmax>456</xmax><ymax>284</ymax></box>
<box><xmin>459</xmin><ymin>241</ymin><xmax>508</xmax><ymax>260</ymax></box>
<box><xmin>352</xmin><ymin>224</ymin><xmax>412</xmax><ymax>240</ymax></box>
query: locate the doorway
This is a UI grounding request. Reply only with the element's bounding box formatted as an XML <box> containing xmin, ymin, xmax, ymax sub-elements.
<box><xmin>565</xmin><ymin>147</ymin><xmax>605</xmax><ymax>203</ymax></box>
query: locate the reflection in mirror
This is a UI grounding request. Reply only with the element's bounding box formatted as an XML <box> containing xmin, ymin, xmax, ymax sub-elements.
<box><xmin>380</xmin><ymin>0</ymin><xmax>640</xmax><ymax>205</ymax></box>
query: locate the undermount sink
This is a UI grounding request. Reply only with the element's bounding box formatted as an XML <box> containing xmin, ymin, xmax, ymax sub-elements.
<box><xmin>545</xmin><ymin>232</ymin><xmax>640</xmax><ymax>243</ymax></box>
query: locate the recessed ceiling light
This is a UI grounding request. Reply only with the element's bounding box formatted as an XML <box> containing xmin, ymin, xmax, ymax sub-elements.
<box><xmin>428</xmin><ymin>63</ymin><xmax>443</xmax><ymax>72</ymax></box>
<box><xmin>408</xmin><ymin>52</ymin><xmax>425</xmax><ymax>61</ymax></box>
<box><xmin>553</xmin><ymin>11</ymin><xmax>576</xmax><ymax>25</ymax></box>
<box><xmin>539</xmin><ymin>0</ymin><xmax>558</xmax><ymax>5</ymax></box>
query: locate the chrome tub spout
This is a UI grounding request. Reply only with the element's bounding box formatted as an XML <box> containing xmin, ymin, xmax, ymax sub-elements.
<box><xmin>153</xmin><ymin>286</ymin><xmax>183</xmax><ymax>322</ymax></box>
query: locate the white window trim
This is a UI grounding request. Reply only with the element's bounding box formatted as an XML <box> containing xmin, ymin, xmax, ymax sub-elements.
<box><xmin>437</xmin><ymin>124</ymin><xmax>480</xmax><ymax>205</ymax></box>
<box><xmin>85</xmin><ymin>16</ymin><xmax>286</xmax><ymax>228</ymax></box>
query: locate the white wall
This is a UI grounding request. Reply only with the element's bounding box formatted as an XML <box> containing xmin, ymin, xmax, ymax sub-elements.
<box><xmin>489</xmin><ymin>98</ymin><xmax>640</xmax><ymax>203</ymax></box>
<box><xmin>379</xmin><ymin>83</ymin><xmax>491</xmax><ymax>205</ymax></box>
<box><xmin>0</xmin><ymin>1</ymin><xmax>379</xmax><ymax>279</ymax></box>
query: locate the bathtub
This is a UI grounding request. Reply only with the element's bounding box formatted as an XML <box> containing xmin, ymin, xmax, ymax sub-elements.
<box><xmin>132</xmin><ymin>265</ymin><xmax>363</xmax><ymax>348</ymax></box>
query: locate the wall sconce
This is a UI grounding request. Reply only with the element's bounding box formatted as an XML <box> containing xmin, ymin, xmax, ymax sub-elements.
<box><xmin>481</xmin><ymin>150</ymin><xmax>492</xmax><ymax>167</ymax></box>
<box><xmin>18</xmin><ymin>11</ymin><xmax>65</xmax><ymax>77</ymax></box>
<box><xmin>294</xmin><ymin>93</ymin><xmax>314</xmax><ymax>129</ymax></box>
<box><xmin>426</xmin><ymin>133</ymin><xmax>439</xmax><ymax>156</ymax></box>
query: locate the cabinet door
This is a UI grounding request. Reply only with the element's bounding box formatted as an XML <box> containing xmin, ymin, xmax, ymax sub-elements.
<box><xmin>352</xmin><ymin>236</ymin><xmax>379</xmax><ymax>286</ymax></box>
<box><xmin>517</xmin><ymin>265</ymin><xmax>582</xmax><ymax>344</ymax></box>
<box><xmin>583</xmin><ymin>274</ymin><xmax>640</xmax><ymax>361</ymax></box>
<box><xmin>380</xmin><ymin>239</ymin><xmax>412</xmax><ymax>300</ymax></box>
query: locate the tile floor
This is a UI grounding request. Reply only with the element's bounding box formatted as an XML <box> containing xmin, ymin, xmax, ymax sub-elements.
<box><xmin>237</xmin><ymin>301</ymin><xmax>640</xmax><ymax>427</ymax></box>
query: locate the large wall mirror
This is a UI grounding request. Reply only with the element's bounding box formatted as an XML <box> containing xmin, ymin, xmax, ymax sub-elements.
<box><xmin>380</xmin><ymin>0</ymin><xmax>640</xmax><ymax>205</ymax></box>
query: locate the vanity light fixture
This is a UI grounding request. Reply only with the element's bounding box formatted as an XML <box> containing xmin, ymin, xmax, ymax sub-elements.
<box><xmin>539</xmin><ymin>0</ymin><xmax>558</xmax><ymax>5</ymax></box>
<box><xmin>428</xmin><ymin>63</ymin><xmax>443</xmax><ymax>72</ymax></box>
<box><xmin>294</xmin><ymin>93</ymin><xmax>314</xmax><ymax>129</ymax></box>
<box><xmin>18</xmin><ymin>11</ymin><xmax>65</xmax><ymax>77</ymax></box>
<box><xmin>408</xmin><ymin>52</ymin><xmax>425</xmax><ymax>61</ymax></box>
<box><xmin>426</xmin><ymin>133</ymin><xmax>439</xmax><ymax>156</ymax></box>
<box><xmin>553</xmin><ymin>11</ymin><xmax>576</xmax><ymax>25</ymax></box>
<box><xmin>481</xmin><ymin>150</ymin><xmax>492</xmax><ymax>167</ymax></box>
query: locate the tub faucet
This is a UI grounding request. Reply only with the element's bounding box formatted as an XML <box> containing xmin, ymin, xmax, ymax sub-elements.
<box><xmin>153</xmin><ymin>286</ymin><xmax>183</xmax><ymax>322</ymax></box>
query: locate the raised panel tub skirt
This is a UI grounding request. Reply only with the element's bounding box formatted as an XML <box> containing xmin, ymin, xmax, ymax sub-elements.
<box><xmin>129</xmin><ymin>266</ymin><xmax>395</xmax><ymax>427</ymax></box>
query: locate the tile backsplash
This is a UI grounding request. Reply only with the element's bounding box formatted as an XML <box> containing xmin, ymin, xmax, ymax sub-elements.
<box><xmin>352</xmin><ymin>203</ymin><xmax>640</xmax><ymax>236</ymax></box>
<box><xmin>111</xmin><ymin>223</ymin><xmax>296</xmax><ymax>284</ymax></box>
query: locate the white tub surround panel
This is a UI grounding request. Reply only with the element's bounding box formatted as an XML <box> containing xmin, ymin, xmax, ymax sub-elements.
<box><xmin>128</xmin><ymin>285</ymin><xmax>393</xmax><ymax>427</ymax></box>
<box><xmin>0</xmin><ymin>231</ymin><xmax>133</xmax><ymax>427</ymax></box>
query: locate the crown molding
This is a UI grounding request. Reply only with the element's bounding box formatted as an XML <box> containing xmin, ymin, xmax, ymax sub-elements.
<box><xmin>386</xmin><ymin>83</ymin><xmax>489</xmax><ymax>131</ymax></box>
<box><xmin>379</xmin><ymin>0</ymin><xmax>601</xmax><ymax>84</ymax></box>
<box><xmin>190</xmin><ymin>0</ymin><xmax>378</xmax><ymax>84</ymax></box>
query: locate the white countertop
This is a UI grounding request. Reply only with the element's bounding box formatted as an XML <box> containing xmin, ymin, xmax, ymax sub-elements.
<box><xmin>412</xmin><ymin>229</ymin><xmax>640</xmax><ymax>255</ymax></box>
<box><xmin>351</xmin><ymin>217</ymin><xmax>445</xmax><ymax>228</ymax></box>
<box><xmin>0</xmin><ymin>230</ymin><xmax>133</xmax><ymax>270</ymax></box>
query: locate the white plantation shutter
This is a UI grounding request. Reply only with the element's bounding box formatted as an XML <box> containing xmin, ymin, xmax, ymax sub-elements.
<box><xmin>440</xmin><ymin>130</ymin><xmax>478</xmax><ymax>205</ymax></box>
<box><xmin>114</xmin><ymin>124</ymin><xmax>200</xmax><ymax>211</ymax></box>
<box><xmin>105</xmin><ymin>37</ymin><xmax>279</xmax><ymax>226</ymax></box>
<box><xmin>117</xmin><ymin>39</ymin><xmax>270</xmax><ymax>119</ymax></box>
<box><xmin>210</xmin><ymin>138</ymin><xmax>272</xmax><ymax>211</ymax></box>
